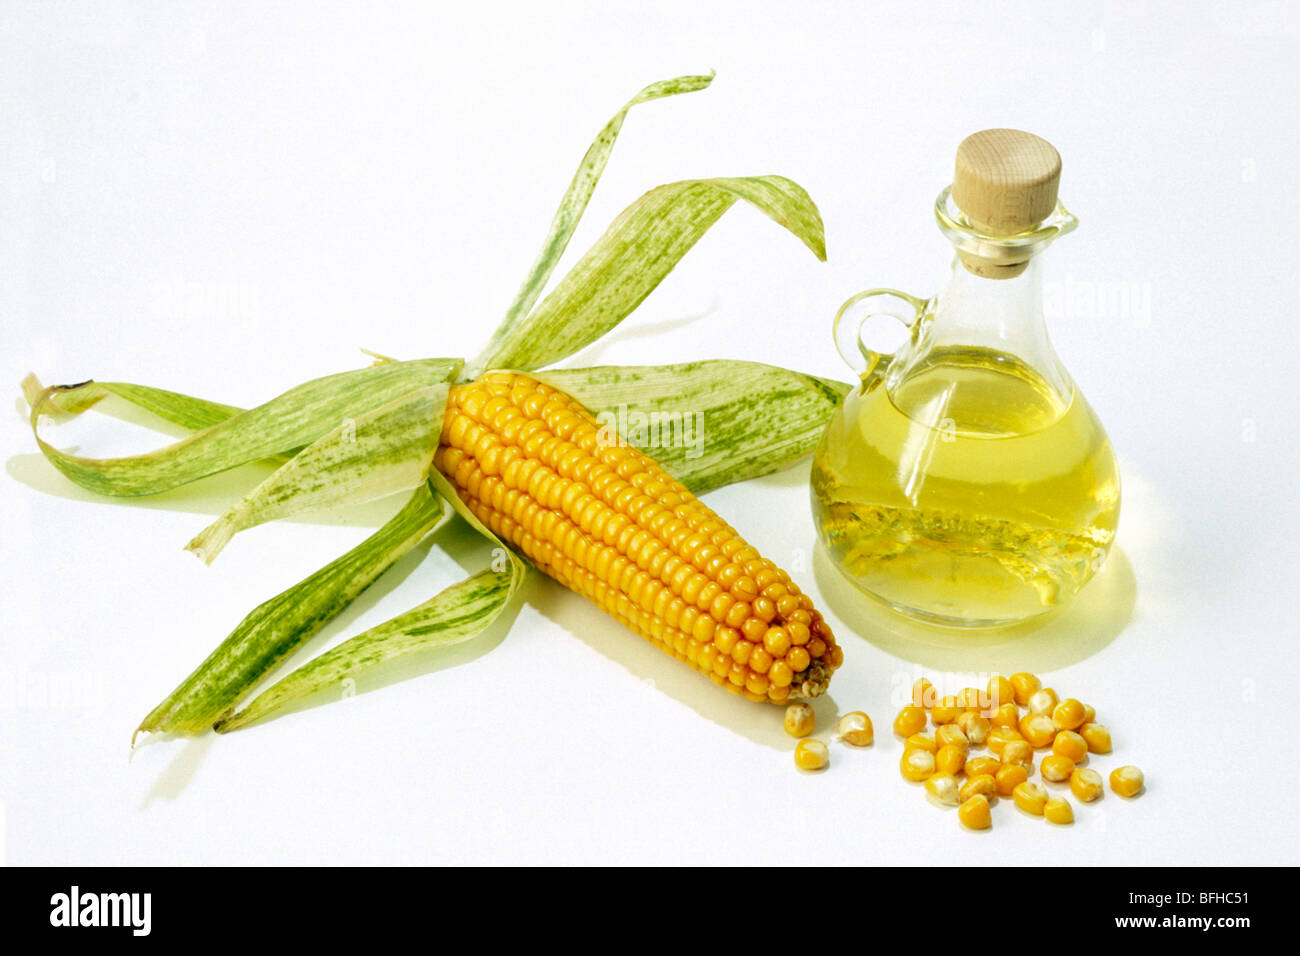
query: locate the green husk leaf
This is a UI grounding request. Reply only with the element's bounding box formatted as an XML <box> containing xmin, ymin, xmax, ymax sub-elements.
<box><xmin>187</xmin><ymin>384</ymin><xmax>449</xmax><ymax>564</ymax></box>
<box><xmin>470</xmin><ymin>72</ymin><xmax>715</xmax><ymax>377</ymax></box>
<box><xmin>21</xmin><ymin>372</ymin><xmax>245</xmax><ymax>430</ymax></box>
<box><xmin>478</xmin><ymin>176</ymin><xmax>826</xmax><ymax>372</ymax></box>
<box><xmin>26</xmin><ymin>359</ymin><xmax>460</xmax><ymax>497</ymax></box>
<box><xmin>210</xmin><ymin>451</ymin><xmax>534</xmax><ymax>732</ymax></box>
<box><xmin>214</xmin><ymin>566</ymin><xmax>515</xmax><ymax>733</ymax></box>
<box><xmin>136</xmin><ymin>482</ymin><xmax>449</xmax><ymax>738</ymax></box>
<box><xmin>537</xmin><ymin>360</ymin><xmax>850</xmax><ymax>494</ymax></box>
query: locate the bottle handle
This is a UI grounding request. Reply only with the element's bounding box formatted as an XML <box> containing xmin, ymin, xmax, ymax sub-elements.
<box><xmin>832</xmin><ymin>288</ymin><xmax>928</xmax><ymax>379</ymax></box>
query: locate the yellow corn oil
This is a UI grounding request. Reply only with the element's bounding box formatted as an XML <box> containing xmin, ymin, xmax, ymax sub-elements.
<box><xmin>811</xmin><ymin>345</ymin><xmax>1120</xmax><ymax>626</ymax></box>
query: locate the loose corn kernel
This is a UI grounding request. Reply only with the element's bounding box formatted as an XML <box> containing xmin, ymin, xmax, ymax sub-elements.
<box><xmin>931</xmin><ymin>695</ymin><xmax>961</xmax><ymax>724</ymax></box>
<box><xmin>1053</xmin><ymin>730</ymin><xmax>1088</xmax><ymax>763</ymax></box>
<box><xmin>1009</xmin><ymin>672</ymin><xmax>1041</xmax><ymax>706</ymax></box>
<box><xmin>1052</xmin><ymin>698</ymin><xmax>1087</xmax><ymax>731</ymax></box>
<box><xmin>905</xmin><ymin>733</ymin><xmax>937</xmax><ymax>753</ymax></box>
<box><xmin>966</xmin><ymin>756</ymin><xmax>1000</xmax><ymax>778</ymax></box>
<box><xmin>893</xmin><ymin>705</ymin><xmax>928</xmax><ymax>737</ymax></box>
<box><xmin>793</xmin><ymin>738</ymin><xmax>829</xmax><ymax>771</ymax></box>
<box><xmin>995</xmin><ymin>763</ymin><xmax>1029</xmax><ymax>796</ymax></box>
<box><xmin>1070</xmin><ymin>767</ymin><xmax>1104</xmax><ymax>802</ymax></box>
<box><xmin>1044</xmin><ymin>797</ymin><xmax>1074</xmax><ymax>825</ymax></box>
<box><xmin>1081</xmin><ymin>703</ymin><xmax>1096</xmax><ymax>723</ymax></box>
<box><xmin>935</xmin><ymin>724</ymin><xmax>970</xmax><ymax>751</ymax></box>
<box><xmin>1001</xmin><ymin>739</ymin><xmax>1034</xmax><ymax>768</ymax></box>
<box><xmin>959</xmin><ymin>774</ymin><xmax>997</xmax><ymax>803</ymax></box>
<box><xmin>956</xmin><ymin>711</ymin><xmax>991</xmax><ymax>746</ymax></box>
<box><xmin>1019</xmin><ymin>713</ymin><xmax>1057</xmax><ymax>748</ymax></box>
<box><xmin>988</xmin><ymin>675</ymin><xmax>1016</xmax><ymax>710</ymax></box>
<box><xmin>900</xmin><ymin>747</ymin><xmax>937</xmax><ymax>781</ymax></box>
<box><xmin>958</xmin><ymin>794</ymin><xmax>992</xmax><ymax>830</ymax></box>
<box><xmin>987</xmin><ymin>726</ymin><xmax>1025</xmax><ymax>756</ymax></box>
<box><xmin>989</xmin><ymin>702</ymin><xmax>1021</xmax><ymax>730</ymax></box>
<box><xmin>1013</xmin><ymin>781</ymin><xmax>1049</xmax><ymax>815</ymax></box>
<box><xmin>1079</xmin><ymin>722</ymin><xmax>1113</xmax><ymax>754</ymax></box>
<box><xmin>935</xmin><ymin>744</ymin><xmax>967</xmax><ymax>775</ymax></box>
<box><xmin>1040</xmin><ymin>754</ymin><xmax>1075</xmax><ymax>782</ymax></box>
<box><xmin>783</xmin><ymin>702</ymin><xmax>815</xmax><ymax>738</ymax></box>
<box><xmin>956</xmin><ymin>686</ymin><xmax>985</xmax><ymax>712</ymax></box>
<box><xmin>1027</xmin><ymin>688</ymin><xmax>1059</xmax><ymax>716</ymax></box>
<box><xmin>912</xmin><ymin>677</ymin><xmax>936</xmax><ymax>709</ymax></box>
<box><xmin>838</xmin><ymin>711</ymin><xmax>874</xmax><ymax>747</ymax></box>
<box><xmin>925</xmin><ymin>773</ymin><xmax>960</xmax><ymax>807</ymax></box>
<box><xmin>1110</xmin><ymin>765</ymin><xmax>1145</xmax><ymax>797</ymax></box>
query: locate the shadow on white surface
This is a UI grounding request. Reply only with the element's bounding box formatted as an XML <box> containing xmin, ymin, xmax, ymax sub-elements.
<box><xmin>135</xmin><ymin>735</ymin><xmax>215</xmax><ymax>808</ymax></box>
<box><xmin>813</xmin><ymin>543</ymin><xmax>1137</xmax><ymax>673</ymax></box>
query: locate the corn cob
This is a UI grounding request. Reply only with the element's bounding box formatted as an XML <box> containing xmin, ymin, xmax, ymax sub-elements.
<box><xmin>434</xmin><ymin>371</ymin><xmax>841</xmax><ymax>702</ymax></box>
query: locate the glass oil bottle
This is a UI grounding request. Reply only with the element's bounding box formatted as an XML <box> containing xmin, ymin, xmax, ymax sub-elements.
<box><xmin>811</xmin><ymin>129</ymin><xmax>1121</xmax><ymax>627</ymax></box>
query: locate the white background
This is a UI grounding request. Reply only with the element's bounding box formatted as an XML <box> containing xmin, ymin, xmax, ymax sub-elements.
<box><xmin>2</xmin><ymin>1</ymin><xmax>1297</xmax><ymax>865</ymax></box>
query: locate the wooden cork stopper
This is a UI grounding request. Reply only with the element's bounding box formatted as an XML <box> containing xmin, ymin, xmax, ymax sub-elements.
<box><xmin>952</xmin><ymin>129</ymin><xmax>1061</xmax><ymax>278</ymax></box>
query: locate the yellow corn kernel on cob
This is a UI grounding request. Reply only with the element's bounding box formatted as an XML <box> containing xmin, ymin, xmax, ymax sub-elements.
<box><xmin>434</xmin><ymin>372</ymin><xmax>842</xmax><ymax>702</ymax></box>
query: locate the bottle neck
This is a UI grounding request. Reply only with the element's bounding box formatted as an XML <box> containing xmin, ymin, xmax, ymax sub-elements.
<box><xmin>900</xmin><ymin>254</ymin><xmax>1074</xmax><ymax>404</ymax></box>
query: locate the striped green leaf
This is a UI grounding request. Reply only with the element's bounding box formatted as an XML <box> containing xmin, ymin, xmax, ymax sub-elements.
<box><xmin>537</xmin><ymin>360</ymin><xmax>850</xmax><ymax>494</ymax></box>
<box><xmin>21</xmin><ymin>373</ymin><xmax>245</xmax><ymax>431</ymax></box>
<box><xmin>477</xmin><ymin>176</ymin><xmax>827</xmax><ymax>372</ymax></box>
<box><xmin>214</xmin><ymin>566</ymin><xmax>515</xmax><ymax>732</ymax></box>
<box><xmin>187</xmin><ymin>384</ymin><xmax>450</xmax><ymax>564</ymax></box>
<box><xmin>470</xmin><ymin>72</ymin><xmax>715</xmax><ymax>377</ymax></box>
<box><xmin>136</xmin><ymin>482</ymin><xmax>449</xmax><ymax>738</ymax></box>
<box><xmin>27</xmin><ymin>358</ymin><xmax>460</xmax><ymax>497</ymax></box>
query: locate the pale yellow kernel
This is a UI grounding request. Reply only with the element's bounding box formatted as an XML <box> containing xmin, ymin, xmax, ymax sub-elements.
<box><xmin>1040</xmin><ymin>754</ymin><xmax>1075</xmax><ymax>783</ymax></box>
<box><xmin>1009</xmin><ymin>672</ymin><xmax>1041</xmax><ymax>706</ymax></box>
<box><xmin>783</xmin><ymin>702</ymin><xmax>815</xmax><ymax>738</ymax></box>
<box><xmin>1053</xmin><ymin>730</ymin><xmax>1088</xmax><ymax>764</ymax></box>
<box><xmin>956</xmin><ymin>711</ymin><xmax>991</xmax><ymax>746</ymax></box>
<box><xmin>1052</xmin><ymin>698</ymin><xmax>1087</xmax><ymax>731</ymax></box>
<box><xmin>995</xmin><ymin>763</ymin><xmax>1029</xmax><ymax>797</ymax></box>
<box><xmin>988</xmin><ymin>675</ymin><xmax>1016</xmax><ymax>710</ymax></box>
<box><xmin>837</xmin><ymin>711</ymin><xmax>874</xmax><ymax>747</ymax></box>
<box><xmin>931</xmin><ymin>696</ymin><xmax>961</xmax><ymax>724</ymax></box>
<box><xmin>1020</xmin><ymin>713</ymin><xmax>1057</xmax><ymax>749</ymax></box>
<box><xmin>900</xmin><ymin>747</ymin><xmax>937</xmax><ymax>782</ymax></box>
<box><xmin>1013</xmin><ymin>781</ymin><xmax>1049</xmax><ymax>815</ymax></box>
<box><xmin>912</xmin><ymin>678</ymin><xmax>936</xmax><ymax>709</ymax></box>
<box><xmin>1044</xmin><ymin>797</ymin><xmax>1074</xmax><ymax>825</ymax></box>
<box><xmin>925</xmin><ymin>773</ymin><xmax>960</xmax><ymax>807</ymax></box>
<box><xmin>1027</xmin><ymin>688</ymin><xmax>1059</xmax><ymax>717</ymax></box>
<box><xmin>893</xmin><ymin>705</ymin><xmax>928</xmax><ymax>737</ymax></box>
<box><xmin>1070</xmin><ymin>767</ymin><xmax>1104</xmax><ymax>803</ymax></box>
<box><xmin>904</xmin><ymin>733</ymin><xmax>937</xmax><ymax>754</ymax></box>
<box><xmin>935</xmin><ymin>744</ymin><xmax>966</xmax><ymax>776</ymax></box>
<box><xmin>1110</xmin><ymin>765</ymin><xmax>1145</xmax><ymax>798</ymax></box>
<box><xmin>958</xmin><ymin>774</ymin><xmax>997</xmax><ymax>803</ymax></box>
<box><xmin>793</xmin><ymin>738</ymin><xmax>829</xmax><ymax>771</ymax></box>
<box><xmin>1001</xmin><ymin>739</ymin><xmax>1034</xmax><ymax>769</ymax></box>
<box><xmin>958</xmin><ymin>794</ymin><xmax>992</xmax><ymax>830</ymax></box>
<box><xmin>1079</xmin><ymin>722</ymin><xmax>1113</xmax><ymax>754</ymax></box>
